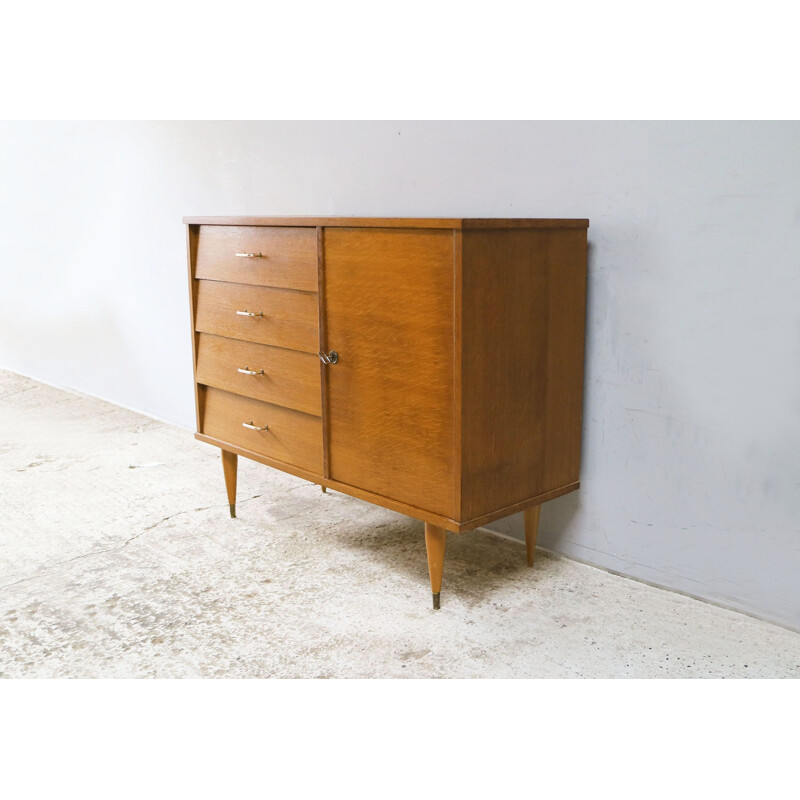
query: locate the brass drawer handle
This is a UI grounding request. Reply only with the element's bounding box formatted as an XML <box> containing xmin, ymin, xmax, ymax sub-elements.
<box><xmin>242</xmin><ymin>421</ymin><xmax>268</xmax><ymax>431</ymax></box>
<box><xmin>238</xmin><ymin>367</ymin><xmax>264</xmax><ymax>376</ymax></box>
<box><xmin>235</xmin><ymin>252</ymin><xmax>263</xmax><ymax>258</ymax></box>
<box><xmin>236</xmin><ymin>310</ymin><xmax>264</xmax><ymax>317</ymax></box>
<box><xmin>318</xmin><ymin>350</ymin><xmax>339</xmax><ymax>365</ymax></box>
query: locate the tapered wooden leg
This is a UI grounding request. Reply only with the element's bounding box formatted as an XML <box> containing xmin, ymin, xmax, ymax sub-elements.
<box><xmin>424</xmin><ymin>523</ymin><xmax>447</xmax><ymax>610</ymax></box>
<box><xmin>221</xmin><ymin>450</ymin><xmax>238</xmax><ymax>518</ymax></box>
<box><xmin>524</xmin><ymin>505</ymin><xmax>541</xmax><ymax>567</ymax></box>
<box><xmin>321</xmin><ymin>485</ymin><xmax>327</xmax><ymax>493</ymax></box>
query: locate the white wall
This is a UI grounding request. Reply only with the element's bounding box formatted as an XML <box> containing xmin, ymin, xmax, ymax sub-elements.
<box><xmin>1</xmin><ymin>121</ymin><xmax>798</xmax><ymax>629</ymax></box>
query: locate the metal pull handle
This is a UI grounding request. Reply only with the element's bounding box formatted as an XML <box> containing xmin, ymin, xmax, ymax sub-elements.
<box><xmin>236</xmin><ymin>310</ymin><xmax>264</xmax><ymax>317</ymax></box>
<box><xmin>235</xmin><ymin>252</ymin><xmax>263</xmax><ymax>258</ymax></box>
<box><xmin>242</xmin><ymin>421</ymin><xmax>268</xmax><ymax>431</ymax></box>
<box><xmin>318</xmin><ymin>350</ymin><xmax>339</xmax><ymax>365</ymax></box>
<box><xmin>237</xmin><ymin>367</ymin><xmax>264</xmax><ymax>376</ymax></box>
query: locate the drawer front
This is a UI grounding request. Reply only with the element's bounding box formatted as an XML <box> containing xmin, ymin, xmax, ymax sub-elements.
<box><xmin>201</xmin><ymin>386</ymin><xmax>323</xmax><ymax>474</ymax></box>
<box><xmin>196</xmin><ymin>333</ymin><xmax>321</xmax><ymax>416</ymax></box>
<box><xmin>195</xmin><ymin>280</ymin><xmax>319</xmax><ymax>353</ymax></box>
<box><xmin>196</xmin><ymin>226</ymin><xmax>318</xmax><ymax>291</ymax></box>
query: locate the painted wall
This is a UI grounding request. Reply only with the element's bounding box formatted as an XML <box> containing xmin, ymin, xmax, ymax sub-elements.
<box><xmin>1</xmin><ymin>121</ymin><xmax>798</xmax><ymax>629</ymax></box>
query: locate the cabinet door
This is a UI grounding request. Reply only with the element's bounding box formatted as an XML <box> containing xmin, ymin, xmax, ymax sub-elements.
<box><xmin>323</xmin><ymin>228</ymin><xmax>457</xmax><ymax>518</ymax></box>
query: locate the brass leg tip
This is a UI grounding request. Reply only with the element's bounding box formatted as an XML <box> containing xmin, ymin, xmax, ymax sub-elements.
<box><xmin>229</xmin><ymin>504</ymin><xmax>236</xmax><ymax>518</ymax></box>
<box><xmin>432</xmin><ymin>592</ymin><xmax>441</xmax><ymax>610</ymax></box>
<box><xmin>321</xmin><ymin>486</ymin><xmax>327</xmax><ymax>493</ymax></box>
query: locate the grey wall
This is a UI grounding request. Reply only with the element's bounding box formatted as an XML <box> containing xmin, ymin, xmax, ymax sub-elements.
<box><xmin>1</xmin><ymin>121</ymin><xmax>798</xmax><ymax>629</ymax></box>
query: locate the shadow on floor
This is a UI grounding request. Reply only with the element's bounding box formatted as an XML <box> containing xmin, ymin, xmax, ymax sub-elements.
<box><xmin>328</xmin><ymin>515</ymin><xmax>548</xmax><ymax>606</ymax></box>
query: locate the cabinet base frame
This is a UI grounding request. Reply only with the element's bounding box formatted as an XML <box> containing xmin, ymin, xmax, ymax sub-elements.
<box><xmin>202</xmin><ymin>435</ymin><xmax>577</xmax><ymax>607</ymax></box>
<box><xmin>198</xmin><ymin>433</ymin><xmax>578</xmax><ymax>533</ymax></box>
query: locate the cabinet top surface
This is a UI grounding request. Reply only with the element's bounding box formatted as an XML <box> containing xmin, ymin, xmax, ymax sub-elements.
<box><xmin>183</xmin><ymin>216</ymin><xmax>589</xmax><ymax>229</ymax></box>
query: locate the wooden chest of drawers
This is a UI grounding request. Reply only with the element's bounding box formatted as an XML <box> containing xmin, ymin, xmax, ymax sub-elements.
<box><xmin>185</xmin><ymin>216</ymin><xmax>589</xmax><ymax>608</ymax></box>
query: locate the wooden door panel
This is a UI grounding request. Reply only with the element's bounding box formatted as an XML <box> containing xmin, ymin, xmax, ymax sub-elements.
<box><xmin>324</xmin><ymin>228</ymin><xmax>457</xmax><ymax>518</ymax></box>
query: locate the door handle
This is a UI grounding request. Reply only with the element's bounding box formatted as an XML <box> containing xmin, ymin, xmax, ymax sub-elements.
<box><xmin>318</xmin><ymin>351</ymin><xmax>338</xmax><ymax>365</ymax></box>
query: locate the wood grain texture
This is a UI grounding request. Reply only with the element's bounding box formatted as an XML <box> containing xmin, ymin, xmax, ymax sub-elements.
<box><xmin>458</xmin><ymin>483</ymin><xmax>579</xmax><ymax>531</ymax></box>
<box><xmin>461</xmin><ymin>219</ymin><xmax>589</xmax><ymax>229</ymax></box>
<box><xmin>195</xmin><ymin>280</ymin><xmax>319</xmax><ymax>353</ymax></box>
<box><xmin>186</xmin><ymin>225</ymin><xmax>202</xmax><ymax>431</ymax></box>
<box><xmin>184</xmin><ymin>216</ymin><xmax>589</xmax><ymax>230</ymax></box>
<box><xmin>542</xmin><ymin>230</ymin><xmax>589</xmax><ymax>489</ymax></box>
<box><xmin>452</xmin><ymin>229</ymin><xmax>463</xmax><ymax>518</ymax></box>
<box><xmin>186</xmin><ymin>216</ymin><xmax>589</xmax><ymax>589</ymax></box>
<box><xmin>317</xmin><ymin>227</ymin><xmax>331</xmax><ymax>478</ymax></box>
<box><xmin>201</xmin><ymin>386</ymin><xmax>323</xmax><ymax>473</ymax></box>
<box><xmin>222</xmin><ymin>449</ymin><xmax>238</xmax><ymax>517</ymax></box>
<box><xmin>324</xmin><ymin>228</ymin><xmax>457</xmax><ymax>518</ymax></box>
<box><xmin>195</xmin><ymin>433</ymin><xmax>324</xmax><ymax>487</ymax></box>
<box><xmin>424</xmin><ymin>522</ymin><xmax>447</xmax><ymax>596</ymax></box>
<box><xmin>459</xmin><ymin>227</ymin><xmax>588</xmax><ymax>520</ymax></box>
<box><xmin>195</xmin><ymin>333</ymin><xmax>321</xmax><ymax>416</ymax></box>
<box><xmin>525</xmin><ymin>504</ymin><xmax>540</xmax><ymax>567</ymax></box>
<box><xmin>195</xmin><ymin>225</ymin><xmax>318</xmax><ymax>291</ymax></box>
<box><xmin>194</xmin><ymin>436</ymin><xmax>578</xmax><ymax>533</ymax></box>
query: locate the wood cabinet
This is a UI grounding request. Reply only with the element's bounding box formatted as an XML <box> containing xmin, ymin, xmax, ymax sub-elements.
<box><xmin>185</xmin><ymin>216</ymin><xmax>589</xmax><ymax>608</ymax></box>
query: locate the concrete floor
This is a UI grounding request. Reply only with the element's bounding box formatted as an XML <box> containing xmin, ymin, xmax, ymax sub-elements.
<box><xmin>1</xmin><ymin>369</ymin><xmax>799</xmax><ymax>678</ymax></box>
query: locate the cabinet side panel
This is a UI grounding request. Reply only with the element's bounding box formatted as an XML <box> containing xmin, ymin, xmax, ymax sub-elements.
<box><xmin>460</xmin><ymin>228</ymin><xmax>587</xmax><ymax>520</ymax></box>
<box><xmin>453</xmin><ymin>229</ymin><xmax>463</xmax><ymax>518</ymax></box>
<box><xmin>543</xmin><ymin>229</ymin><xmax>588</xmax><ymax>488</ymax></box>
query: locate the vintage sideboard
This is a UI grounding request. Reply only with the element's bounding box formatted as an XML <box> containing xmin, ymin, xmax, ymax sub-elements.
<box><xmin>185</xmin><ymin>216</ymin><xmax>589</xmax><ymax>608</ymax></box>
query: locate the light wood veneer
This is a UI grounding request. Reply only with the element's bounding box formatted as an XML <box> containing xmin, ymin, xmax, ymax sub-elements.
<box><xmin>186</xmin><ymin>216</ymin><xmax>589</xmax><ymax>608</ymax></box>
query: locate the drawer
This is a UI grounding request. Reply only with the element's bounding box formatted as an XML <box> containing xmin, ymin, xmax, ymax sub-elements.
<box><xmin>196</xmin><ymin>226</ymin><xmax>318</xmax><ymax>291</ymax></box>
<box><xmin>195</xmin><ymin>280</ymin><xmax>319</xmax><ymax>353</ymax></box>
<box><xmin>196</xmin><ymin>333</ymin><xmax>321</xmax><ymax>416</ymax></box>
<box><xmin>201</xmin><ymin>386</ymin><xmax>323</xmax><ymax>474</ymax></box>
